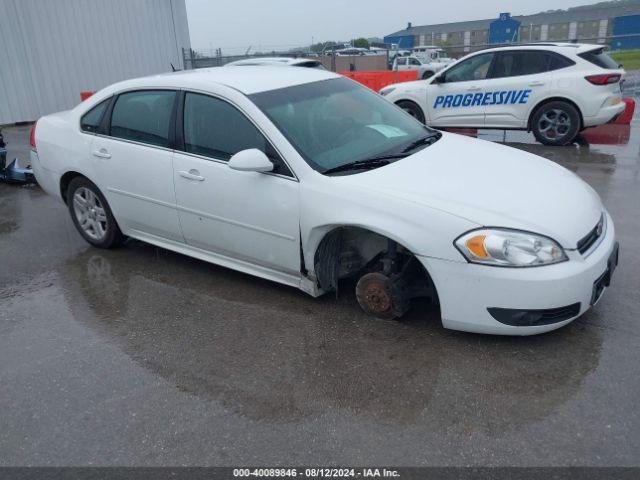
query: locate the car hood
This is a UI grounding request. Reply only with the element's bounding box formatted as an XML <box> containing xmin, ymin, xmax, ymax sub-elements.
<box><xmin>339</xmin><ymin>133</ymin><xmax>602</xmax><ymax>248</ymax></box>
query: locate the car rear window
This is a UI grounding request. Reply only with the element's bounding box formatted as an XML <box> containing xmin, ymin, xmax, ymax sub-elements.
<box><xmin>578</xmin><ymin>49</ymin><xmax>620</xmax><ymax>69</ymax></box>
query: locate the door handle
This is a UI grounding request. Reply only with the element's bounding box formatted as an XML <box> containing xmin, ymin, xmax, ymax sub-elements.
<box><xmin>529</xmin><ymin>81</ymin><xmax>545</xmax><ymax>86</ymax></box>
<box><xmin>467</xmin><ymin>86</ymin><xmax>481</xmax><ymax>91</ymax></box>
<box><xmin>178</xmin><ymin>169</ymin><xmax>205</xmax><ymax>181</ymax></box>
<box><xmin>92</xmin><ymin>148</ymin><xmax>111</xmax><ymax>159</ymax></box>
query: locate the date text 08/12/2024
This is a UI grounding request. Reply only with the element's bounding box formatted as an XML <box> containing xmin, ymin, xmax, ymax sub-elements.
<box><xmin>433</xmin><ymin>89</ymin><xmax>533</xmax><ymax>109</ymax></box>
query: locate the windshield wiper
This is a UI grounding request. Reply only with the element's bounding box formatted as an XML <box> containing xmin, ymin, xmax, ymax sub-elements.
<box><xmin>402</xmin><ymin>132</ymin><xmax>442</xmax><ymax>154</ymax></box>
<box><xmin>323</xmin><ymin>154</ymin><xmax>406</xmax><ymax>175</ymax></box>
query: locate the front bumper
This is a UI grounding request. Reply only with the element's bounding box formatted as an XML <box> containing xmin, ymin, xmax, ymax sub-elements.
<box><xmin>419</xmin><ymin>212</ymin><xmax>617</xmax><ymax>335</ymax></box>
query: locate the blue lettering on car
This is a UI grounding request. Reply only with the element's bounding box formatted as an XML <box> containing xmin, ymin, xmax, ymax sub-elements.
<box><xmin>432</xmin><ymin>89</ymin><xmax>534</xmax><ymax>109</ymax></box>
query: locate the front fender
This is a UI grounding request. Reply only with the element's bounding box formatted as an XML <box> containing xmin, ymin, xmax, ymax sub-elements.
<box><xmin>300</xmin><ymin>182</ymin><xmax>477</xmax><ymax>274</ymax></box>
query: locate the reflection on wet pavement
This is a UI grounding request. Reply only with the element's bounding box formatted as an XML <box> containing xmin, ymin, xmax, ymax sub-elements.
<box><xmin>57</xmin><ymin>248</ymin><xmax>601</xmax><ymax>429</ymax></box>
<box><xmin>1</xmin><ymin>120</ymin><xmax>640</xmax><ymax>465</ymax></box>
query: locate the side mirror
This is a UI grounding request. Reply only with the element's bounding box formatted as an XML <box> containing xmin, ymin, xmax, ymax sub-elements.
<box><xmin>434</xmin><ymin>74</ymin><xmax>445</xmax><ymax>84</ymax></box>
<box><xmin>228</xmin><ymin>149</ymin><xmax>274</xmax><ymax>173</ymax></box>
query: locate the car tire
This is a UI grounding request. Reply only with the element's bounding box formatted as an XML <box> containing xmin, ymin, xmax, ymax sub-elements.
<box><xmin>531</xmin><ymin>101</ymin><xmax>581</xmax><ymax>146</ymax></box>
<box><xmin>67</xmin><ymin>176</ymin><xmax>125</xmax><ymax>249</ymax></box>
<box><xmin>422</xmin><ymin>71</ymin><xmax>435</xmax><ymax>79</ymax></box>
<box><xmin>396</xmin><ymin>100</ymin><xmax>425</xmax><ymax>124</ymax></box>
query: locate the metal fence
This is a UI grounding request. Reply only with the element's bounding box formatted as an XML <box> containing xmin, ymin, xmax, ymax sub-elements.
<box><xmin>422</xmin><ymin>33</ymin><xmax>640</xmax><ymax>57</ymax></box>
<box><xmin>182</xmin><ymin>48</ymin><xmax>390</xmax><ymax>71</ymax></box>
<box><xmin>183</xmin><ymin>34</ymin><xmax>640</xmax><ymax>73</ymax></box>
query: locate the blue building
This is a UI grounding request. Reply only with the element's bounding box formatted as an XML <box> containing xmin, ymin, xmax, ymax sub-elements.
<box><xmin>384</xmin><ymin>1</ymin><xmax>640</xmax><ymax>56</ymax></box>
<box><xmin>488</xmin><ymin>13</ymin><xmax>521</xmax><ymax>44</ymax></box>
<box><xmin>384</xmin><ymin>23</ymin><xmax>415</xmax><ymax>49</ymax></box>
<box><xmin>611</xmin><ymin>14</ymin><xmax>640</xmax><ymax>50</ymax></box>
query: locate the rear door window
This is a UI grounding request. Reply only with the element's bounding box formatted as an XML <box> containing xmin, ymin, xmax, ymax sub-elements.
<box><xmin>110</xmin><ymin>90</ymin><xmax>176</xmax><ymax>148</ymax></box>
<box><xmin>492</xmin><ymin>51</ymin><xmax>549</xmax><ymax>77</ymax></box>
<box><xmin>490</xmin><ymin>51</ymin><xmax>576</xmax><ymax>78</ymax></box>
<box><xmin>578</xmin><ymin>49</ymin><xmax>620</xmax><ymax>69</ymax></box>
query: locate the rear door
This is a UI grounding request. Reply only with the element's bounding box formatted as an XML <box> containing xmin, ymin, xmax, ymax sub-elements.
<box><xmin>426</xmin><ymin>52</ymin><xmax>495</xmax><ymax>127</ymax></box>
<box><xmin>482</xmin><ymin>50</ymin><xmax>554</xmax><ymax>128</ymax></box>
<box><xmin>91</xmin><ymin>89</ymin><xmax>183</xmax><ymax>242</ymax></box>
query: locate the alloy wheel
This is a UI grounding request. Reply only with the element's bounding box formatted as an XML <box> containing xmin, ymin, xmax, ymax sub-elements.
<box><xmin>537</xmin><ymin>109</ymin><xmax>572</xmax><ymax>142</ymax></box>
<box><xmin>73</xmin><ymin>187</ymin><xmax>108</xmax><ymax>241</ymax></box>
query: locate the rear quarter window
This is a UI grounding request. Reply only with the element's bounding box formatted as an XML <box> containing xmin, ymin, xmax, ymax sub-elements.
<box><xmin>578</xmin><ymin>49</ymin><xmax>620</xmax><ymax>69</ymax></box>
<box><xmin>80</xmin><ymin>99</ymin><xmax>110</xmax><ymax>133</ymax></box>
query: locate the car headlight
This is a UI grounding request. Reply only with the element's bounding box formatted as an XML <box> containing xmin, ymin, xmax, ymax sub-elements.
<box><xmin>379</xmin><ymin>86</ymin><xmax>395</xmax><ymax>96</ymax></box>
<box><xmin>455</xmin><ymin>229</ymin><xmax>568</xmax><ymax>267</ymax></box>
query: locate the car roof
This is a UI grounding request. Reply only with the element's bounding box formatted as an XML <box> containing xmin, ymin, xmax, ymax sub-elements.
<box><xmin>471</xmin><ymin>43</ymin><xmax>604</xmax><ymax>55</ymax></box>
<box><xmin>101</xmin><ymin>66</ymin><xmax>340</xmax><ymax>96</ymax></box>
<box><xmin>225</xmin><ymin>57</ymin><xmax>317</xmax><ymax>66</ymax></box>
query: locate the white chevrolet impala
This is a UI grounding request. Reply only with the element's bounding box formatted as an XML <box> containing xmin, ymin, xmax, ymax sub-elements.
<box><xmin>31</xmin><ymin>67</ymin><xmax>618</xmax><ymax>335</ymax></box>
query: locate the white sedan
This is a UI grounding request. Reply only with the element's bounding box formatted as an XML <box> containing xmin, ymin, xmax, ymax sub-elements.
<box><xmin>381</xmin><ymin>44</ymin><xmax>626</xmax><ymax>145</ymax></box>
<box><xmin>224</xmin><ymin>57</ymin><xmax>325</xmax><ymax>69</ymax></box>
<box><xmin>31</xmin><ymin>67</ymin><xmax>618</xmax><ymax>335</ymax></box>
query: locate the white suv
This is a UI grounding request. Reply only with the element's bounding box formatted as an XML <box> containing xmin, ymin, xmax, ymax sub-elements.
<box><xmin>381</xmin><ymin>44</ymin><xmax>626</xmax><ymax>145</ymax></box>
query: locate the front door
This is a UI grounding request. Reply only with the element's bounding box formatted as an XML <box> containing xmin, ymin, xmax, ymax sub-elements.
<box><xmin>425</xmin><ymin>52</ymin><xmax>496</xmax><ymax>127</ymax></box>
<box><xmin>172</xmin><ymin>92</ymin><xmax>300</xmax><ymax>275</ymax></box>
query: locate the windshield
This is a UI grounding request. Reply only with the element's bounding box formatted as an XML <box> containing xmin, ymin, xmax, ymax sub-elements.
<box><xmin>250</xmin><ymin>78</ymin><xmax>438</xmax><ymax>174</ymax></box>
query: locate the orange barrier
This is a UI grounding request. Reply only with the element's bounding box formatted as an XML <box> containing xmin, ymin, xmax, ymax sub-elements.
<box><xmin>614</xmin><ymin>98</ymin><xmax>635</xmax><ymax>125</ymax></box>
<box><xmin>339</xmin><ymin>70</ymin><xmax>419</xmax><ymax>92</ymax></box>
<box><xmin>80</xmin><ymin>91</ymin><xmax>95</xmax><ymax>101</ymax></box>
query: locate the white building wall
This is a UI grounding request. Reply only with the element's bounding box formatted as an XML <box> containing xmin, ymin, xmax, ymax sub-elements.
<box><xmin>0</xmin><ymin>0</ymin><xmax>191</xmax><ymax>124</ymax></box>
<box><xmin>540</xmin><ymin>24</ymin><xmax>549</xmax><ymax>41</ymax></box>
<box><xmin>598</xmin><ymin>19</ymin><xmax>609</xmax><ymax>43</ymax></box>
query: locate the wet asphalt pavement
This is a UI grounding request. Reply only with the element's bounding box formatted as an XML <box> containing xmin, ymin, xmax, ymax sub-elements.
<box><xmin>1</xmin><ymin>120</ymin><xmax>639</xmax><ymax>466</ymax></box>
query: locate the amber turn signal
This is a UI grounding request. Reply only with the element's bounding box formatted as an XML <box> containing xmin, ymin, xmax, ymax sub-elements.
<box><xmin>466</xmin><ymin>235</ymin><xmax>488</xmax><ymax>258</ymax></box>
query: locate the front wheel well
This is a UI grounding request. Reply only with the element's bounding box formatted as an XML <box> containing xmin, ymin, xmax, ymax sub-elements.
<box><xmin>312</xmin><ymin>226</ymin><xmax>439</xmax><ymax>307</ymax></box>
<box><xmin>394</xmin><ymin>99</ymin><xmax>426</xmax><ymax>124</ymax></box>
<box><xmin>528</xmin><ymin>97</ymin><xmax>584</xmax><ymax>131</ymax></box>
<box><xmin>60</xmin><ymin>171</ymin><xmax>86</xmax><ymax>204</ymax></box>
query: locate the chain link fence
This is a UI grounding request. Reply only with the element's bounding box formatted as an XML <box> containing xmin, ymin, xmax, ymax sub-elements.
<box><xmin>183</xmin><ymin>34</ymin><xmax>640</xmax><ymax>73</ymax></box>
<box><xmin>182</xmin><ymin>48</ymin><xmax>391</xmax><ymax>71</ymax></box>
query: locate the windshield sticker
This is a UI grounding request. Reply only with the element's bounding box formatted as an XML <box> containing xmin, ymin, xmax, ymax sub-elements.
<box><xmin>433</xmin><ymin>89</ymin><xmax>532</xmax><ymax>109</ymax></box>
<box><xmin>366</xmin><ymin>124</ymin><xmax>409</xmax><ymax>138</ymax></box>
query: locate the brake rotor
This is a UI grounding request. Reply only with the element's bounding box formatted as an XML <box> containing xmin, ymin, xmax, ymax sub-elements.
<box><xmin>356</xmin><ymin>272</ymin><xmax>399</xmax><ymax>320</ymax></box>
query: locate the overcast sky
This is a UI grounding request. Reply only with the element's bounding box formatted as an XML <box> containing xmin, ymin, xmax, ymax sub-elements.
<box><xmin>185</xmin><ymin>0</ymin><xmax>606</xmax><ymax>53</ymax></box>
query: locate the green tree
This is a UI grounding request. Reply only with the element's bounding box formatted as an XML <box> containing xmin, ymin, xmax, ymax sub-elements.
<box><xmin>352</xmin><ymin>38</ymin><xmax>370</xmax><ymax>49</ymax></box>
<box><xmin>310</xmin><ymin>41</ymin><xmax>338</xmax><ymax>53</ymax></box>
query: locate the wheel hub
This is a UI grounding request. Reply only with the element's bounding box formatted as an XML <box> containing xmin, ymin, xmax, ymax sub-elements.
<box><xmin>361</xmin><ymin>282</ymin><xmax>392</xmax><ymax>314</ymax></box>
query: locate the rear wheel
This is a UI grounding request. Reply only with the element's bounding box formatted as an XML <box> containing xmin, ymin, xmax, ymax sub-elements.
<box><xmin>67</xmin><ymin>176</ymin><xmax>125</xmax><ymax>249</ymax></box>
<box><xmin>422</xmin><ymin>70</ymin><xmax>435</xmax><ymax>80</ymax></box>
<box><xmin>531</xmin><ymin>101</ymin><xmax>580</xmax><ymax>146</ymax></box>
<box><xmin>396</xmin><ymin>100</ymin><xmax>425</xmax><ymax>124</ymax></box>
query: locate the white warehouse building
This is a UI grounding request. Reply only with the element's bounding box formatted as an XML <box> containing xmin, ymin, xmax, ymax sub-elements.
<box><xmin>0</xmin><ymin>0</ymin><xmax>191</xmax><ymax>124</ymax></box>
